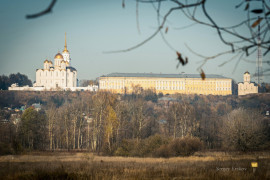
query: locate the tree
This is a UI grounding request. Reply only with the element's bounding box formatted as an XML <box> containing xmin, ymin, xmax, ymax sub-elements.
<box><xmin>91</xmin><ymin>92</ymin><xmax>117</xmax><ymax>152</ymax></box>
<box><xmin>8</xmin><ymin>73</ymin><xmax>32</xmax><ymax>87</ymax></box>
<box><xmin>80</xmin><ymin>80</ymin><xmax>98</xmax><ymax>87</ymax></box>
<box><xmin>221</xmin><ymin>108</ymin><xmax>267</xmax><ymax>151</ymax></box>
<box><xmin>113</xmin><ymin>0</ymin><xmax>270</xmax><ymax>76</ymax></box>
<box><xmin>167</xmin><ymin>101</ymin><xmax>198</xmax><ymax>139</ymax></box>
<box><xmin>130</xmin><ymin>98</ymin><xmax>146</xmax><ymax>141</ymax></box>
<box><xmin>0</xmin><ymin>75</ymin><xmax>9</xmax><ymax>90</ymax></box>
<box><xmin>19</xmin><ymin>107</ymin><xmax>47</xmax><ymax>150</ymax></box>
<box><xmin>104</xmin><ymin>105</ymin><xmax>119</xmax><ymax>152</ymax></box>
<box><xmin>0</xmin><ymin>73</ymin><xmax>32</xmax><ymax>90</ymax></box>
<box><xmin>46</xmin><ymin>103</ymin><xmax>57</xmax><ymax>150</ymax></box>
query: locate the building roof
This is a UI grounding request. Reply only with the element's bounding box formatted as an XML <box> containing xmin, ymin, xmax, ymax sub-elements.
<box><xmin>101</xmin><ymin>73</ymin><xmax>230</xmax><ymax>79</ymax></box>
<box><xmin>67</xmin><ymin>66</ymin><xmax>77</xmax><ymax>72</ymax></box>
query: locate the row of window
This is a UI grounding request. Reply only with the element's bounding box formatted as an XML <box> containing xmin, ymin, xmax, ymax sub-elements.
<box><xmin>39</xmin><ymin>79</ymin><xmax>69</xmax><ymax>84</ymax></box>
<box><xmin>39</xmin><ymin>71</ymin><xmax>76</xmax><ymax>77</ymax></box>
<box><xmin>101</xmin><ymin>80</ymin><xmax>231</xmax><ymax>85</ymax></box>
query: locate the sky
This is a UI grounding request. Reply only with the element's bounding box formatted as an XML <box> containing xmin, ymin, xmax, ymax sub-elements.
<box><xmin>0</xmin><ymin>0</ymin><xmax>269</xmax><ymax>83</ymax></box>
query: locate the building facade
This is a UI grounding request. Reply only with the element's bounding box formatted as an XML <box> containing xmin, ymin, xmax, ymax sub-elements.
<box><xmin>34</xmin><ymin>33</ymin><xmax>77</xmax><ymax>89</ymax></box>
<box><xmin>238</xmin><ymin>71</ymin><xmax>258</xmax><ymax>96</ymax></box>
<box><xmin>99</xmin><ymin>73</ymin><xmax>232</xmax><ymax>95</ymax></box>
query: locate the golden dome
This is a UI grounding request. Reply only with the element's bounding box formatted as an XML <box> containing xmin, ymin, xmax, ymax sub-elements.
<box><xmin>62</xmin><ymin>49</ymin><xmax>69</xmax><ymax>53</ymax></box>
<box><xmin>44</xmin><ymin>59</ymin><xmax>49</xmax><ymax>63</ymax></box>
<box><xmin>61</xmin><ymin>60</ymin><xmax>65</xmax><ymax>63</ymax></box>
<box><xmin>48</xmin><ymin>60</ymin><xmax>53</xmax><ymax>64</ymax></box>
<box><xmin>55</xmin><ymin>53</ymin><xmax>63</xmax><ymax>59</ymax></box>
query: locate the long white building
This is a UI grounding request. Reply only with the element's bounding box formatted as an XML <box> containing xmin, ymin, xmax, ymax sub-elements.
<box><xmin>99</xmin><ymin>73</ymin><xmax>232</xmax><ymax>95</ymax></box>
<box><xmin>34</xmin><ymin>33</ymin><xmax>77</xmax><ymax>89</ymax></box>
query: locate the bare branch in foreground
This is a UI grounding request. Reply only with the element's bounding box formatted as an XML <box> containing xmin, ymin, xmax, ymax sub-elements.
<box><xmin>26</xmin><ymin>0</ymin><xmax>57</xmax><ymax>19</ymax></box>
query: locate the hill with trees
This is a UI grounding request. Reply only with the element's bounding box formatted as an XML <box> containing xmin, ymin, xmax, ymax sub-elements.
<box><xmin>0</xmin><ymin>90</ymin><xmax>269</xmax><ymax>156</ymax></box>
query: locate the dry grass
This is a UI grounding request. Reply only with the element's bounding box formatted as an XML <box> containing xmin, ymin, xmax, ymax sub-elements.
<box><xmin>0</xmin><ymin>151</ymin><xmax>270</xmax><ymax>179</ymax></box>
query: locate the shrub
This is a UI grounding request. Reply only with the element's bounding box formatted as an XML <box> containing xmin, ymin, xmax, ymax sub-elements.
<box><xmin>114</xmin><ymin>135</ymin><xmax>169</xmax><ymax>157</ymax></box>
<box><xmin>0</xmin><ymin>142</ymin><xmax>13</xmax><ymax>155</ymax></box>
<box><xmin>139</xmin><ymin>134</ymin><xmax>168</xmax><ymax>157</ymax></box>
<box><xmin>153</xmin><ymin>144</ymin><xmax>171</xmax><ymax>158</ymax></box>
<box><xmin>114</xmin><ymin>139</ymin><xmax>136</xmax><ymax>156</ymax></box>
<box><xmin>169</xmin><ymin>136</ymin><xmax>202</xmax><ymax>156</ymax></box>
<box><xmin>154</xmin><ymin>136</ymin><xmax>203</xmax><ymax>157</ymax></box>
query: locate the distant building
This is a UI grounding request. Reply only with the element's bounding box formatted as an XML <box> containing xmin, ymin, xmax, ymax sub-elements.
<box><xmin>238</xmin><ymin>71</ymin><xmax>258</xmax><ymax>96</ymax></box>
<box><xmin>99</xmin><ymin>73</ymin><xmax>232</xmax><ymax>95</ymax></box>
<box><xmin>32</xmin><ymin>103</ymin><xmax>41</xmax><ymax>111</ymax></box>
<box><xmin>8</xmin><ymin>33</ymin><xmax>97</xmax><ymax>92</ymax></box>
<box><xmin>34</xmin><ymin>33</ymin><xmax>77</xmax><ymax>89</ymax></box>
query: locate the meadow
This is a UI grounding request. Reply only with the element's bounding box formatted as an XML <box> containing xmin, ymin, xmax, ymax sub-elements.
<box><xmin>0</xmin><ymin>151</ymin><xmax>269</xmax><ymax>179</ymax></box>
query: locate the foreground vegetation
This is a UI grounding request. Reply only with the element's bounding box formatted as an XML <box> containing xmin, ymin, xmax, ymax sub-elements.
<box><xmin>0</xmin><ymin>152</ymin><xmax>269</xmax><ymax>179</ymax></box>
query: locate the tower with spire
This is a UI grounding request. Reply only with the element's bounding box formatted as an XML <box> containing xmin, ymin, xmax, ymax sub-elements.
<box><xmin>62</xmin><ymin>32</ymin><xmax>71</xmax><ymax>66</ymax></box>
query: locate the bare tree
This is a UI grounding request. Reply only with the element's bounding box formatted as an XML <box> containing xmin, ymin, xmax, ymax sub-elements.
<box><xmin>46</xmin><ymin>103</ymin><xmax>57</xmax><ymax>150</ymax></box>
<box><xmin>130</xmin><ymin>98</ymin><xmax>146</xmax><ymax>141</ymax></box>
<box><xmin>168</xmin><ymin>101</ymin><xmax>197</xmax><ymax>138</ymax></box>
<box><xmin>119</xmin><ymin>0</ymin><xmax>270</xmax><ymax>76</ymax></box>
<box><xmin>221</xmin><ymin>108</ymin><xmax>267</xmax><ymax>151</ymax></box>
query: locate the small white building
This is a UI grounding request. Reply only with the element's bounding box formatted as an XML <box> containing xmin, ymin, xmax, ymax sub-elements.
<box><xmin>34</xmin><ymin>33</ymin><xmax>77</xmax><ymax>90</ymax></box>
<box><xmin>238</xmin><ymin>71</ymin><xmax>258</xmax><ymax>96</ymax></box>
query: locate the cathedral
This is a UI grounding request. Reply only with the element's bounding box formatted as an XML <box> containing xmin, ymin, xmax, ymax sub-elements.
<box><xmin>34</xmin><ymin>33</ymin><xmax>77</xmax><ymax>89</ymax></box>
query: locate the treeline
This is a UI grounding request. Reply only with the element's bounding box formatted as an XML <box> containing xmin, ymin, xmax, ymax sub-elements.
<box><xmin>0</xmin><ymin>90</ymin><xmax>269</xmax><ymax>156</ymax></box>
<box><xmin>0</xmin><ymin>73</ymin><xmax>32</xmax><ymax>90</ymax></box>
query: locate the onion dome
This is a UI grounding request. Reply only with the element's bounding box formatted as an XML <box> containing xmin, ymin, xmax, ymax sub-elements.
<box><xmin>244</xmin><ymin>71</ymin><xmax>250</xmax><ymax>74</ymax></box>
<box><xmin>61</xmin><ymin>60</ymin><xmax>65</xmax><ymax>63</ymax></box>
<box><xmin>44</xmin><ymin>59</ymin><xmax>49</xmax><ymax>63</ymax></box>
<box><xmin>48</xmin><ymin>60</ymin><xmax>53</xmax><ymax>64</ymax></box>
<box><xmin>55</xmin><ymin>53</ymin><xmax>63</xmax><ymax>59</ymax></box>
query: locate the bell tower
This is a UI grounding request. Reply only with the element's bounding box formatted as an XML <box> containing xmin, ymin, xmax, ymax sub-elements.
<box><xmin>62</xmin><ymin>32</ymin><xmax>71</xmax><ymax>66</ymax></box>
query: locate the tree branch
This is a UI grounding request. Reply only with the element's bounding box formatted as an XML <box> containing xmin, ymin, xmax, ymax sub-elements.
<box><xmin>26</xmin><ymin>0</ymin><xmax>57</xmax><ymax>19</ymax></box>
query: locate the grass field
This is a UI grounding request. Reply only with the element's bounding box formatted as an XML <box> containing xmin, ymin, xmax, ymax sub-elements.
<box><xmin>0</xmin><ymin>151</ymin><xmax>270</xmax><ymax>179</ymax></box>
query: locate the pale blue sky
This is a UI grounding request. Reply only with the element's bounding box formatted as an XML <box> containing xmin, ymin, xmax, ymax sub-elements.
<box><xmin>0</xmin><ymin>0</ymin><xmax>269</xmax><ymax>83</ymax></box>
